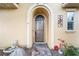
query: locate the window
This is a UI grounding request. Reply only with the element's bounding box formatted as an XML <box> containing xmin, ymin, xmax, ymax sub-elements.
<box><xmin>67</xmin><ymin>11</ymin><xmax>74</xmax><ymax>30</ymax></box>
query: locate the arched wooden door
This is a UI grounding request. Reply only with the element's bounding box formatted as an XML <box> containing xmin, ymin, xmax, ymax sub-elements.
<box><xmin>35</xmin><ymin>15</ymin><xmax>44</xmax><ymax>42</ymax></box>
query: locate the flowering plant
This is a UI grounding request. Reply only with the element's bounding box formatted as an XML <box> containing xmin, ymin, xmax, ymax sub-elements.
<box><xmin>53</xmin><ymin>45</ymin><xmax>59</xmax><ymax>51</ymax></box>
<box><xmin>53</xmin><ymin>38</ymin><xmax>65</xmax><ymax>51</ymax></box>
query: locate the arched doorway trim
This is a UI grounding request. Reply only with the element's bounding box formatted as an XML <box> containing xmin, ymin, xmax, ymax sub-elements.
<box><xmin>26</xmin><ymin>3</ymin><xmax>55</xmax><ymax>49</ymax></box>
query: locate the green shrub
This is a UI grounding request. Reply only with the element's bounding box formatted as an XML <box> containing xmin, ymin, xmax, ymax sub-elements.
<box><xmin>64</xmin><ymin>45</ymin><xmax>79</xmax><ymax>56</ymax></box>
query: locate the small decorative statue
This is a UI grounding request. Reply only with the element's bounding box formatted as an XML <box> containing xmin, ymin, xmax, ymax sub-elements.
<box><xmin>3</xmin><ymin>40</ymin><xmax>19</xmax><ymax>55</ymax></box>
<box><xmin>3</xmin><ymin>40</ymin><xmax>27</xmax><ymax>56</ymax></box>
<box><xmin>11</xmin><ymin>40</ymin><xmax>19</xmax><ymax>48</ymax></box>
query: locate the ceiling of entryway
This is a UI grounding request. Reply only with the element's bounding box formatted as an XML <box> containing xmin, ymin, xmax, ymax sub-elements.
<box><xmin>33</xmin><ymin>7</ymin><xmax>49</xmax><ymax>17</ymax></box>
<box><xmin>0</xmin><ymin>3</ymin><xmax>19</xmax><ymax>9</ymax></box>
<box><xmin>62</xmin><ymin>3</ymin><xmax>79</xmax><ymax>8</ymax></box>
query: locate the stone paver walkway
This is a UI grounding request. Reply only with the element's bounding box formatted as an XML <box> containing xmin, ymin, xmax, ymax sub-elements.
<box><xmin>0</xmin><ymin>44</ymin><xmax>64</xmax><ymax>56</ymax></box>
<box><xmin>32</xmin><ymin>43</ymin><xmax>52</xmax><ymax>56</ymax></box>
<box><xmin>9</xmin><ymin>47</ymin><xmax>27</xmax><ymax>56</ymax></box>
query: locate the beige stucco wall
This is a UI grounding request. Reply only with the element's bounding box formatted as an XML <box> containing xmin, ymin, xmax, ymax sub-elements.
<box><xmin>48</xmin><ymin>3</ymin><xmax>79</xmax><ymax>47</ymax></box>
<box><xmin>0</xmin><ymin>3</ymin><xmax>79</xmax><ymax>49</ymax></box>
<box><xmin>0</xmin><ymin>3</ymin><xmax>33</xmax><ymax>48</ymax></box>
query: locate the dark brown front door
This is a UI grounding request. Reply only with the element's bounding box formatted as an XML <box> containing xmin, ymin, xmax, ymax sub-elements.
<box><xmin>35</xmin><ymin>15</ymin><xmax>44</xmax><ymax>42</ymax></box>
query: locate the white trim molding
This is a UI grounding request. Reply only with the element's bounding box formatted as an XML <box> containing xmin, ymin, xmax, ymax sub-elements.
<box><xmin>65</xmin><ymin>9</ymin><xmax>76</xmax><ymax>33</ymax></box>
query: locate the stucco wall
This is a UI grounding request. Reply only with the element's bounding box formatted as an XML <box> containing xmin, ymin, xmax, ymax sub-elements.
<box><xmin>48</xmin><ymin>3</ymin><xmax>79</xmax><ymax>47</ymax></box>
<box><xmin>0</xmin><ymin>3</ymin><xmax>33</xmax><ymax>48</ymax></box>
<box><xmin>0</xmin><ymin>3</ymin><xmax>79</xmax><ymax>48</ymax></box>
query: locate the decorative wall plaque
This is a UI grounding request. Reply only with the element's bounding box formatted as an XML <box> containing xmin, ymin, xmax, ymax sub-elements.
<box><xmin>58</xmin><ymin>15</ymin><xmax>63</xmax><ymax>27</ymax></box>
